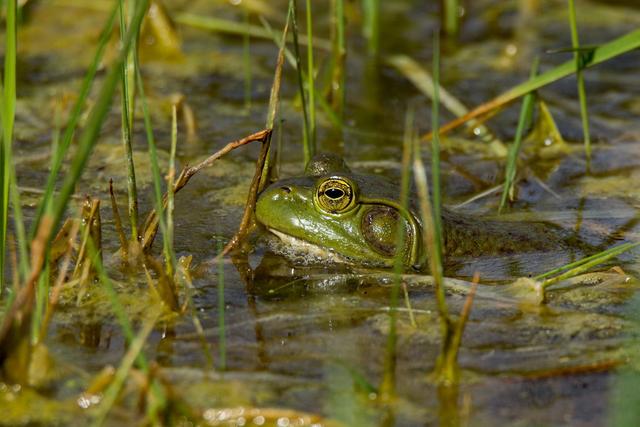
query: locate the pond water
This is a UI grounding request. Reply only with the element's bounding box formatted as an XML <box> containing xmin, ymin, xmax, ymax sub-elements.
<box><xmin>2</xmin><ymin>0</ymin><xmax>640</xmax><ymax>425</ymax></box>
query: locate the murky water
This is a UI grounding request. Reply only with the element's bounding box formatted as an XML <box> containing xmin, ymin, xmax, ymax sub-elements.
<box><xmin>2</xmin><ymin>0</ymin><xmax>640</xmax><ymax>425</ymax></box>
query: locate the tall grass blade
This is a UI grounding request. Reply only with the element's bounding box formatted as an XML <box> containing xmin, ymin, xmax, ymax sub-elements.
<box><xmin>362</xmin><ymin>0</ymin><xmax>380</xmax><ymax>55</ymax></box>
<box><xmin>380</xmin><ymin>106</ymin><xmax>414</xmax><ymax>400</ymax></box>
<box><xmin>135</xmin><ymin>58</ymin><xmax>175</xmax><ymax>274</ymax></box>
<box><xmin>444</xmin><ymin>0</ymin><xmax>459</xmax><ymax>36</ymax></box>
<box><xmin>305</xmin><ymin>0</ymin><xmax>317</xmax><ymax>158</ymax></box>
<box><xmin>0</xmin><ymin>0</ymin><xmax>18</xmax><ymax>291</ymax></box>
<box><xmin>30</xmin><ymin>2</ymin><xmax>118</xmax><ymax>239</ymax></box>
<box><xmin>430</xmin><ymin>33</ymin><xmax>445</xmax><ymax>295</ymax></box>
<box><xmin>330</xmin><ymin>0</ymin><xmax>346</xmax><ymax>117</ymax></box>
<box><xmin>424</xmin><ymin>27</ymin><xmax>640</xmax><ymax>140</ymax></box>
<box><xmin>118</xmin><ymin>0</ymin><xmax>140</xmax><ymax>241</ymax></box>
<box><xmin>217</xmin><ymin>240</ymin><xmax>226</xmax><ymax>370</ymax></box>
<box><xmin>167</xmin><ymin>104</ymin><xmax>178</xmax><ymax>274</ymax></box>
<box><xmin>258</xmin><ymin>5</ymin><xmax>291</xmax><ymax>192</ymax></box>
<box><xmin>568</xmin><ymin>0</ymin><xmax>591</xmax><ymax>162</ymax></box>
<box><xmin>289</xmin><ymin>0</ymin><xmax>311</xmax><ymax>163</ymax></box>
<box><xmin>499</xmin><ymin>58</ymin><xmax>539</xmax><ymax>213</ymax></box>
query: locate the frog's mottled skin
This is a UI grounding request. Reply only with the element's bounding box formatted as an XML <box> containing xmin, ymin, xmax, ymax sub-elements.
<box><xmin>256</xmin><ymin>153</ymin><xmax>573</xmax><ymax>270</ymax></box>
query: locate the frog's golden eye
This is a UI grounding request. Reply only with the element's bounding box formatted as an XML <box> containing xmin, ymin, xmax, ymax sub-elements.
<box><xmin>315</xmin><ymin>178</ymin><xmax>356</xmax><ymax>213</ymax></box>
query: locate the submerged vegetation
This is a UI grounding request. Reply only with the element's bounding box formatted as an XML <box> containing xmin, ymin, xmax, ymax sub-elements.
<box><xmin>1</xmin><ymin>0</ymin><xmax>640</xmax><ymax>425</ymax></box>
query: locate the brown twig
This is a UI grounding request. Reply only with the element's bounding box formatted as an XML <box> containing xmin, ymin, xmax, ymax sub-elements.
<box><xmin>140</xmin><ymin>128</ymin><xmax>272</xmax><ymax>252</ymax></box>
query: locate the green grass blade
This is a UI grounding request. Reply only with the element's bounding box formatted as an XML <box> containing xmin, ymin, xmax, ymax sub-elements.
<box><xmin>167</xmin><ymin>105</ymin><xmax>177</xmax><ymax>274</ymax></box>
<box><xmin>380</xmin><ymin>105</ymin><xmax>414</xmax><ymax>400</ymax></box>
<box><xmin>499</xmin><ymin>58</ymin><xmax>539</xmax><ymax>213</ymax></box>
<box><xmin>289</xmin><ymin>0</ymin><xmax>311</xmax><ymax>163</ymax></box>
<box><xmin>305</xmin><ymin>0</ymin><xmax>317</xmax><ymax>158</ymax></box>
<box><xmin>30</xmin><ymin>3</ymin><xmax>118</xmax><ymax>240</ymax></box>
<box><xmin>330</xmin><ymin>0</ymin><xmax>346</xmax><ymax>116</ymax></box>
<box><xmin>430</xmin><ymin>33</ymin><xmax>445</xmax><ymax>296</ymax></box>
<box><xmin>568</xmin><ymin>0</ymin><xmax>591</xmax><ymax>162</ymax></box>
<box><xmin>0</xmin><ymin>0</ymin><xmax>18</xmax><ymax>291</ymax></box>
<box><xmin>362</xmin><ymin>0</ymin><xmax>380</xmax><ymax>55</ymax></box>
<box><xmin>444</xmin><ymin>0</ymin><xmax>459</xmax><ymax>36</ymax></box>
<box><xmin>217</xmin><ymin>240</ymin><xmax>226</xmax><ymax>370</ymax></box>
<box><xmin>118</xmin><ymin>0</ymin><xmax>140</xmax><ymax>241</ymax></box>
<box><xmin>135</xmin><ymin>60</ymin><xmax>175</xmax><ymax>273</ymax></box>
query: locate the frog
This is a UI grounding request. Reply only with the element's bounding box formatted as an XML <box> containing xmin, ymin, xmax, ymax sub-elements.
<box><xmin>255</xmin><ymin>153</ymin><xmax>583</xmax><ymax>271</ymax></box>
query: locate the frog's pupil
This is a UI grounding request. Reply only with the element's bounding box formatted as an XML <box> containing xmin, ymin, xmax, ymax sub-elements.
<box><xmin>325</xmin><ymin>188</ymin><xmax>344</xmax><ymax>199</ymax></box>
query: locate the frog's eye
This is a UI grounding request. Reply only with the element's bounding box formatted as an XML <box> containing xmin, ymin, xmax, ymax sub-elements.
<box><xmin>315</xmin><ymin>178</ymin><xmax>355</xmax><ymax>213</ymax></box>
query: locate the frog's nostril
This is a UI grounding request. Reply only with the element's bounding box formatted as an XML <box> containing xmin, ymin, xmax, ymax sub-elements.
<box><xmin>280</xmin><ymin>186</ymin><xmax>291</xmax><ymax>194</ymax></box>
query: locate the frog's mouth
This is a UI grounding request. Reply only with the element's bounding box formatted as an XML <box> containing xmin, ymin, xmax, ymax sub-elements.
<box><xmin>266</xmin><ymin>228</ymin><xmax>350</xmax><ymax>264</ymax></box>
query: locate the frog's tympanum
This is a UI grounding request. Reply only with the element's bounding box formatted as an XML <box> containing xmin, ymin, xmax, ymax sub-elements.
<box><xmin>255</xmin><ymin>153</ymin><xmax>577</xmax><ymax>270</ymax></box>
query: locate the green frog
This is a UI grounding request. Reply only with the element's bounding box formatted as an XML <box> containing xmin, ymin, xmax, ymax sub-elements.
<box><xmin>255</xmin><ymin>153</ymin><xmax>580</xmax><ymax>271</ymax></box>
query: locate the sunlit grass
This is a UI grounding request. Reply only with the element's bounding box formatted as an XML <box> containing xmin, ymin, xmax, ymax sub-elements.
<box><xmin>305</xmin><ymin>0</ymin><xmax>317</xmax><ymax>159</ymax></box>
<box><xmin>118</xmin><ymin>0</ymin><xmax>140</xmax><ymax>241</ymax></box>
<box><xmin>0</xmin><ymin>0</ymin><xmax>19</xmax><ymax>292</ymax></box>
<box><xmin>380</xmin><ymin>105</ymin><xmax>415</xmax><ymax>400</ymax></box>
<box><xmin>568</xmin><ymin>0</ymin><xmax>591</xmax><ymax>162</ymax></box>
<box><xmin>499</xmin><ymin>59</ymin><xmax>539</xmax><ymax>213</ymax></box>
<box><xmin>362</xmin><ymin>0</ymin><xmax>380</xmax><ymax>55</ymax></box>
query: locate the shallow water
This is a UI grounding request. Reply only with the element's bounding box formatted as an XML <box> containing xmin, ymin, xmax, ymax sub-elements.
<box><xmin>2</xmin><ymin>0</ymin><xmax>640</xmax><ymax>425</ymax></box>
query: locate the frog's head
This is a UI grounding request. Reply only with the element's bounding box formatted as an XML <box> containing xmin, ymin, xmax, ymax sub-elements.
<box><xmin>256</xmin><ymin>153</ymin><xmax>423</xmax><ymax>269</ymax></box>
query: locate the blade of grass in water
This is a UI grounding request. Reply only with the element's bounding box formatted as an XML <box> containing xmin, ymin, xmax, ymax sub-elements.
<box><xmin>430</xmin><ymin>33</ymin><xmax>445</xmax><ymax>298</ymax></box>
<box><xmin>0</xmin><ymin>0</ymin><xmax>18</xmax><ymax>291</ymax></box>
<box><xmin>568</xmin><ymin>0</ymin><xmax>591</xmax><ymax>162</ymax></box>
<box><xmin>380</xmin><ymin>105</ymin><xmax>415</xmax><ymax>401</ymax></box>
<box><xmin>135</xmin><ymin>59</ymin><xmax>176</xmax><ymax>274</ymax></box>
<box><xmin>424</xmin><ymin>27</ymin><xmax>640</xmax><ymax>140</ymax></box>
<box><xmin>444</xmin><ymin>0</ymin><xmax>459</xmax><ymax>36</ymax></box>
<box><xmin>30</xmin><ymin>2</ymin><xmax>118</xmax><ymax>240</ymax></box>
<box><xmin>330</xmin><ymin>0</ymin><xmax>346</xmax><ymax>117</ymax></box>
<box><xmin>118</xmin><ymin>0</ymin><xmax>140</xmax><ymax>241</ymax></box>
<box><xmin>166</xmin><ymin>105</ymin><xmax>178</xmax><ymax>274</ymax></box>
<box><xmin>362</xmin><ymin>0</ymin><xmax>380</xmax><ymax>55</ymax></box>
<box><xmin>305</xmin><ymin>0</ymin><xmax>317</xmax><ymax>157</ymax></box>
<box><xmin>217</xmin><ymin>240</ymin><xmax>226</xmax><ymax>370</ymax></box>
<box><xmin>289</xmin><ymin>0</ymin><xmax>311</xmax><ymax>163</ymax></box>
<box><xmin>499</xmin><ymin>58</ymin><xmax>539</xmax><ymax>213</ymax></box>
<box><xmin>258</xmin><ymin>4</ymin><xmax>291</xmax><ymax>192</ymax></box>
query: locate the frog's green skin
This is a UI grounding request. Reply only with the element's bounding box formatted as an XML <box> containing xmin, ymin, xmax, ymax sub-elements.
<box><xmin>255</xmin><ymin>153</ymin><xmax>574</xmax><ymax>270</ymax></box>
